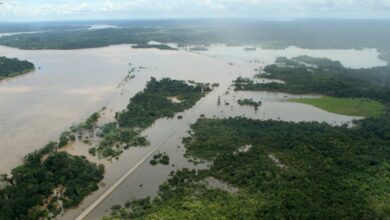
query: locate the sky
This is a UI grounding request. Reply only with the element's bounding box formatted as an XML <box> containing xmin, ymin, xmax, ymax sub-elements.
<box><xmin>1</xmin><ymin>0</ymin><xmax>390</xmax><ymax>21</ymax></box>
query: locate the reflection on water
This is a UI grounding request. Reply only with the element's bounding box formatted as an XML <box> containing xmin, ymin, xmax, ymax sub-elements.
<box><xmin>0</xmin><ymin>44</ymin><xmax>384</xmax><ymax>219</ymax></box>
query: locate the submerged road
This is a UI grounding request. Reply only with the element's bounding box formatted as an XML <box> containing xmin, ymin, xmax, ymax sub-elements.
<box><xmin>76</xmin><ymin>125</ymin><xmax>184</xmax><ymax>220</ymax></box>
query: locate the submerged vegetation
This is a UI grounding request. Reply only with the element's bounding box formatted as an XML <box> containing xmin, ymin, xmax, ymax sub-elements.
<box><xmin>237</xmin><ymin>98</ymin><xmax>262</xmax><ymax>110</ymax></box>
<box><xmin>150</xmin><ymin>152</ymin><xmax>170</xmax><ymax>166</ymax></box>
<box><xmin>289</xmin><ymin>96</ymin><xmax>385</xmax><ymax>117</ymax></box>
<box><xmin>234</xmin><ymin>56</ymin><xmax>390</xmax><ymax>116</ymax></box>
<box><xmin>0</xmin><ymin>148</ymin><xmax>104</xmax><ymax>219</ymax></box>
<box><xmin>94</xmin><ymin>122</ymin><xmax>149</xmax><ymax>159</ymax></box>
<box><xmin>81</xmin><ymin>112</ymin><xmax>100</xmax><ymax>130</ymax></box>
<box><xmin>0</xmin><ymin>104</ymin><xmax>108</xmax><ymax>219</ymax></box>
<box><xmin>105</xmin><ymin>113</ymin><xmax>390</xmax><ymax>219</ymax></box>
<box><xmin>94</xmin><ymin>77</ymin><xmax>213</xmax><ymax>158</ymax></box>
<box><xmin>117</xmin><ymin>77</ymin><xmax>212</xmax><ymax>128</ymax></box>
<box><xmin>0</xmin><ymin>56</ymin><xmax>35</xmax><ymax>80</ymax></box>
<box><xmin>2</xmin><ymin>20</ymin><xmax>390</xmax><ymax>220</ymax></box>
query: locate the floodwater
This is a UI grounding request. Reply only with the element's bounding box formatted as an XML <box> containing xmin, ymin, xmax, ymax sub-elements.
<box><xmin>0</xmin><ymin>44</ymin><xmax>385</xmax><ymax>219</ymax></box>
<box><xmin>195</xmin><ymin>45</ymin><xmax>388</xmax><ymax>68</ymax></box>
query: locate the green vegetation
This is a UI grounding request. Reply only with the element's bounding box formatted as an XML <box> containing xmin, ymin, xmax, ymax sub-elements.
<box><xmin>117</xmin><ymin>77</ymin><xmax>212</xmax><ymax>128</ymax></box>
<box><xmin>0</xmin><ymin>56</ymin><xmax>35</xmax><ymax>80</ymax></box>
<box><xmin>117</xmin><ymin>65</ymin><xmax>139</xmax><ymax>89</ymax></box>
<box><xmin>150</xmin><ymin>152</ymin><xmax>170</xmax><ymax>166</ymax></box>
<box><xmin>82</xmin><ymin>112</ymin><xmax>100</xmax><ymax>130</ymax></box>
<box><xmin>58</xmin><ymin>131</ymin><xmax>71</xmax><ymax>148</ymax></box>
<box><xmin>132</xmin><ymin>44</ymin><xmax>176</xmax><ymax>50</ymax></box>
<box><xmin>289</xmin><ymin>96</ymin><xmax>385</xmax><ymax>117</ymax></box>
<box><xmin>237</xmin><ymin>98</ymin><xmax>262</xmax><ymax>110</ymax></box>
<box><xmin>0</xmin><ymin>148</ymin><xmax>104</xmax><ymax>220</ymax></box>
<box><xmin>0</xmin><ymin>109</ymin><xmax>106</xmax><ymax>219</ymax></box>
<box><xmin>1</xmin><ymin>20</ymin><xmax>390</xmax><ymax>63</ymax></box>
<box><xmin>70</xmin><ymin>112</ymin><xmax>100</xmax><ymax>133</ymax></box>
<box><xmin>94</xmin><ymin>78</ymin><xmax>212</xmax><ymax>158</ymax></box>
<box><xmin>234</xmin><ymin>56</ymin><xmax>390</xmax><ymax>108</ymax></box>
<box><xmin>95</xmin><ymin>122</ymin><xmax>149</xmax><ymax>159</ymax></box>
<box><xmin>105</xmin><ymin>114</ymin><xmax>390</xmax><ymax>219</ymax></box>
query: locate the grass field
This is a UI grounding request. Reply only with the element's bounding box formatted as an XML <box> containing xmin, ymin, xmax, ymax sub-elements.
<box><xmin>289</xmin><ymin>96</ymin><xmax>385</xmax><ymax>117</ymax></box>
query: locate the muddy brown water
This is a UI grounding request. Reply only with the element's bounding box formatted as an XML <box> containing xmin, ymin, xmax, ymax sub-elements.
<box><xmin>0</xmin><ymin>44</ymin><xmax>386</xmax><ymax>219</ymax></box>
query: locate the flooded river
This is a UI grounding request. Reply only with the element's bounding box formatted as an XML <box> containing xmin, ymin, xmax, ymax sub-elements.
<box><xmin>0</xmin><ymin>44</ymin><xmax>386</xmax><ymax>219</ymax></box>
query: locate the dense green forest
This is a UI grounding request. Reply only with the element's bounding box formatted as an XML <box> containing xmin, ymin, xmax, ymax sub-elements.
<box><xmin>117</xmin><ymin>77</ymin><xmax>212</xmax><ymax>128</ymax></box>
<box><xmin>1</xmin><ymin>20</ymin><xmax>389</xmax><ymax>62</ymax></box>
<box><xmin>105</xmin><ymin>113</ymin><xmax>390</xmax><ymax>219</ymax></box>
<box><xmin>91</xmin><ymin>78</ymin><xmax>213</xmax><ymax>158</ymax></box>
<box><xmin>0</xmin><ymin>56</ymin><xmax>34</xmax><ymax>79</ymax></box>
<box><xmin>234</xmin><ymin>56</ymin><xmax>390</xmax><ymax>104</ymax></box>
<box><xmin>0</xmin><ymin>147</ymin><xmax>104</xmax><ymax>220</ymax></box>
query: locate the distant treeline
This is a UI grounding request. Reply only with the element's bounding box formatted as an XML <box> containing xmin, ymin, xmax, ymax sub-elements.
<box><xmin>0</xmin><ymin>20</ymin><xmax>389</xmax><ymax>62</ymax></box>
<box><xmin>131</xmin><ymin>44</ymin><xmax>176</xmax><ymax>50</ymax></box>
<box><xmin>0</xmin><ymin>56</ymin><xmax>34</xmax><ymax>79</ymax></box>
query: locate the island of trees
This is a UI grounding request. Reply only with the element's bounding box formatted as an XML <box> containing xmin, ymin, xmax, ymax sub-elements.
<box><xmin>104</xmin><ymin>111</ymin><xmax>390</xmax><ymax>219</ymax></box>
<box><xmin>237</xmin><ymin>98</ymin><xmax>262</xmax><ymax>110</ymax></box>
<box><xmin>89</xmin><ymin>77</ymin><xmax>213</xmax><ymax>158</ymax></box>
<box><xmin>150</xmin><ymin>152</ymin><xmax>170</xmax><ymax>166</ymax></box>
<box><xmin>0</xmin><ymin>56</ymin><xmax>35</xmax><ymax>80</ymax></box>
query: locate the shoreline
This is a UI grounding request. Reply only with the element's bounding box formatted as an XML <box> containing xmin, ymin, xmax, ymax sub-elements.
<box><xmin>0</xmin><ymin>67</ymin><xmax>35</xmax><ymax>81</ymax></box>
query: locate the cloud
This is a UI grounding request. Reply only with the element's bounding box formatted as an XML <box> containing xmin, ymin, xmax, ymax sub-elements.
<box><xmin>1</xmin><ymin>0</ymin><xmax>390</xmax><ymax>20</ymax></box>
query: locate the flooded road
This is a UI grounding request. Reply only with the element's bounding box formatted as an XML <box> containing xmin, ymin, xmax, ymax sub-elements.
<box><xmin>0</xmin><ymin>44</ymin><xmax>386</xmax><ymax>219</ymax></box>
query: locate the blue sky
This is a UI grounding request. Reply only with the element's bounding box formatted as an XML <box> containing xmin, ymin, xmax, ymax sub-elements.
<box><xmin>1</xmin><ymin>0</ymin><xmax>390</xmax><ymax>21</ymax></box>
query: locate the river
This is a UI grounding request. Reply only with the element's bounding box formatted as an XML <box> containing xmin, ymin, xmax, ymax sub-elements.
<box><xmin>0</xmin><ymin>44</ymin><xmax>386</xmax><ymax>219</ymax></box>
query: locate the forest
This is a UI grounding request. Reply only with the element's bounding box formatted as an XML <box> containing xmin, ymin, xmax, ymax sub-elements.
<box><xmin>1</xmin><ymin>20</ymin><xmax>390</xmax><ymax>62</ymax></box>
<box><xmin>105</xmin><ymin>112</ymin><xmax>390</xmax><ymax>219</ymax></box>
<box><xmin>0</xmin><ymin>56</ymin><xmax>35</xmax><ymax>79</ymax></box>
<box><xmin>92</xmin><ymin>77</ymin><xmax>213</xmax><ymax>158</ymax></box>
<box><xmin>0</xmin><ymin>147</ymin><xmax>104</xmax><ymax>220</ymax></box>
<box><xmin>234</xmin><ymin>56</ymin><xmax>390</xmax><ymax>104</ymax></box>
<box><xmin>117</xmin><ymin>77</ymin><xmax>212</xmax><ymax>128</ymax></box>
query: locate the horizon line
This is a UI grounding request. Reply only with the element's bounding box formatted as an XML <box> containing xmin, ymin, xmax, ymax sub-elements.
<box><xmin>1</xmin><ymin>17</ymin><xmax>390</xmax><ymax>23</ymax></box>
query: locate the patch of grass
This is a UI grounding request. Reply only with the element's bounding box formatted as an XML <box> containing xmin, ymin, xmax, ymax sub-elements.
<box><xmin>289</xmin><ymin>96</ymin><xmax>385</xmax><ymax>117</ymax></box>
